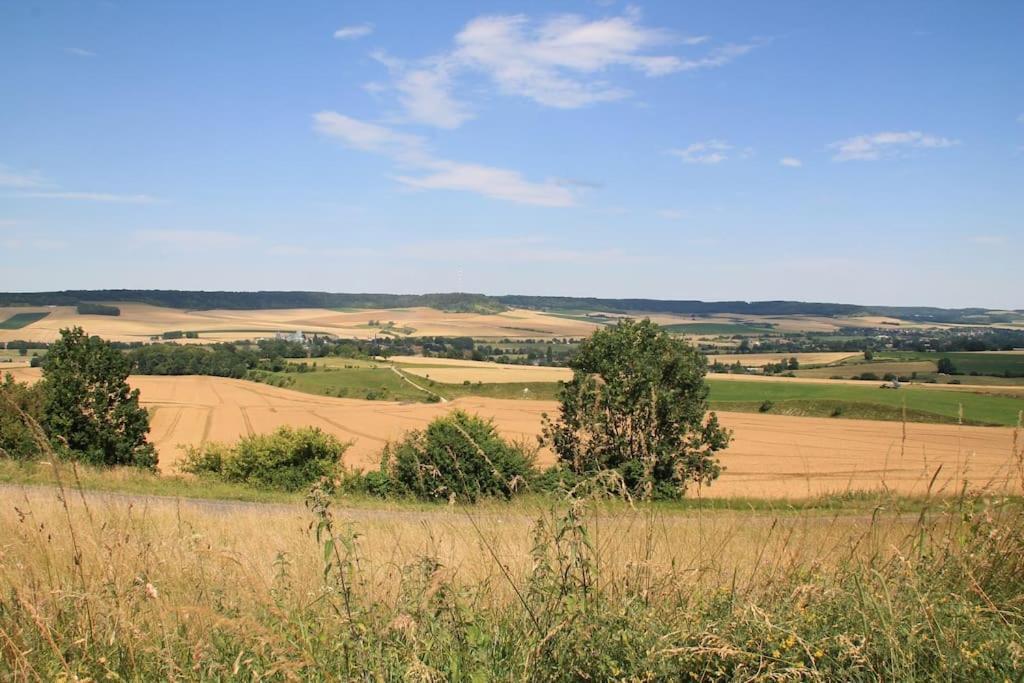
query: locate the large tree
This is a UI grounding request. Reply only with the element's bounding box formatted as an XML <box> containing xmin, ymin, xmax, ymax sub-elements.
<box><xmin>42</xmin><ymin>327</ymin><xmax>156</xmax><ymax>469</ymax></box>
<box><xmin>542</xmin><ymin>319</ymin><xmax>730</xmax><ymax>499</ymax></box>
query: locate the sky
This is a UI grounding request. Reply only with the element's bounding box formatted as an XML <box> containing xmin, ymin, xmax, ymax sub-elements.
<box><xmin>1</xmin><ymin>1</ymin><xmax>1022</xmax><ymax>308</ymax></box>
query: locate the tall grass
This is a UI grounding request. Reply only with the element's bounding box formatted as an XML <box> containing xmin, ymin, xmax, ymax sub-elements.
<box><xmin>1</xmin><ymin>467</ymin><xmax>1022</xmax><ymax>680</ymax></box>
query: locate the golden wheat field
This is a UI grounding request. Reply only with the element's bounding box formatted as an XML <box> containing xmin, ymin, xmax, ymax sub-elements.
<box><xmin>0</xmin><ymin>304</ymin><xmax>603</xmax><ymax>344</ymax></box>
<box><xmin>7</xmin><ymin>367</ymin><xmax>1020</xmax><ymax>499</ymax></box>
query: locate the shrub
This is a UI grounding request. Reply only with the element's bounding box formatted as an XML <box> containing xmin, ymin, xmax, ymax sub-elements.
<box><xmin>0</xmin><ymin>373</ymin><xmax>47</xmax><ymax>460</ymax></box>
<box><xmin>181</xmin><ymin>426</ymin><xmax>348</xmax><ymax>490</ymax></box>
<box><xmin>758</xmin><ymin>400</ymin><xmax>774</xmax><ymax>413</ymax></box>
<box><xmin>381</xmin><ymin>410</ymin><xmax>536</xmax><ymax>501</ymax></box>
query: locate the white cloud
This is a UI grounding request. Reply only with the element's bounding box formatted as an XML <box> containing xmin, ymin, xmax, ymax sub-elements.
<box><xmin>394</xmin><ymin>161</ymin><xmax>573</xmax><ymax>207</ymax></box>
<box><xmin>314</xmin><ymin>111</ymin><xmax>574</xmax><ymax>206</ymax></box>
<box><xmin>64</xmin><ymin>47</ymin><xmax>95</xmax><ymax>57</ymax></box>
<box><xmin>668</xmin><ymin>139</ymin><xmax>733</xmax><ymax>164</ymax></box>
<box><xmin>395</xmin><ymin>62</ymin><xmax>473</xmax><ymax>129</ymax></box>
<box><xmin>0</xmin><ymin>165</ymin><xmax>47</xmax><ymax>188</ymax></box>
<box><xmin>657</xmin><ymin>209</ymin><xmax>685</xmax><ymax>220</ymax></box>
<box><xmin>370</xmin><ymin>11</ymin><xmax>759</xmax><ymax>127</ymax></box>
<box><xmin>779</xmin><ymin>157</ymin><xmax>802</xmax><ymax>167</ymax></box>
<box><xmin>312</xmin><ymin>111</ymin><xmax>427</xmax><ymax>163</ymax></box>
<box><xmin>676</xmin><ymin>42</ymin><xmax>760</xmax><ymax>71</ymax></box>
<box><xmin>334</xmin><ymin>24</ymin><xmax>373</xmax><ymax>40</ymax></box>
<box><xmin>829</xmin><ymin>131</ymin><xmax>959</xmax><ymax>161</ymax></box>
<box><xmin>134</xmin><ymin>229</ymin><xmax>251</xmax><ymax>249</ymax></box>
<box><xmin>17</xmin><ymin>191</ymin><xmax>158</xmax><ymax>203</ymax></box>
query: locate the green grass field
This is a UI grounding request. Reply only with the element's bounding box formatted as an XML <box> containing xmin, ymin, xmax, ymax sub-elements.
<box><xmin>878</xmin><ymin>351</ymin><xmax>1024</xmax><ymax>377</ymax></box>
<box><xmin>706</xmin><ymin>379</ymin><xmax>1024</xmax><ymax>426</ymax></box>
<box><xmin>794</xmin><ymin>360</ymin><xmax>937</xmax><ymax>379</ymax></box>
<box><xmin>0</xmin><ymin>311</ymin><xmax>50</xmax><ymax>329</ymax></box>
<box><xmin>662</xmin><ymin>322</ymin><xmax>774</xmax><ymax>335</ymax></box>
<box><xmin>255</xmin><ymin>366</ymin><xmax>431</xmax><ymax>401</ymax></box>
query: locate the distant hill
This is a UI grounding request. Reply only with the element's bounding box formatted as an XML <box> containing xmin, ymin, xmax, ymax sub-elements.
<box><xmin>0</xmin><ymin>290</ymin><xmax>1017</xmax><ymax>324</ymax></box>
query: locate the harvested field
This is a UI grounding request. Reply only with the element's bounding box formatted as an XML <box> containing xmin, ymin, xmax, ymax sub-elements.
<box><xmin>8</xmin><ymin>368</ymin><xmax>1020</xmax><ymax>498</ymax></box>
<box><xmin>707</xmin><ymin>352</ymin><xmax>858</xmax><ymax>367</ymax></box>
<box><xmin>0</xmin><ymin>304</ymin><xmax>601</xmax><ymax>344</ymax></box>
<box><xmin>391</xmin><ymin>356</ymin><xmax>573</xmax><ymax>383</ymax></box>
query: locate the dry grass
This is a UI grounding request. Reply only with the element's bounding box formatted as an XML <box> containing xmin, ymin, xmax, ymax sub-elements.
<box><xmin>1</xmin><ymin>470</ymin><xmax>1022</xmax><ymax>679</ymax></box>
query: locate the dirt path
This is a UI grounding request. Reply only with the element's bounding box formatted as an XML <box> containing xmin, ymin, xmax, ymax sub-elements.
<box><xmin>391</xmin><ymin>366</ymin><xmax>448</xmax><ymax>402</ymax></box>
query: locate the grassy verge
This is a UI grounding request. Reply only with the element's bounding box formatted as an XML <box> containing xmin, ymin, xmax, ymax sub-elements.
<box><xmin>2</xmin><ymin>471</ymin><xmax>1021</xmax><ymax>679</ymax></box>
<box><xmin>2</xmin><ymin>459</ymin><xmax>1000</xmax><ymax>514</ymax></box>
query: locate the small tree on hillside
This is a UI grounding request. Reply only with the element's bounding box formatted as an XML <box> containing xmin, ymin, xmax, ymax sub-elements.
<box><xmin>542</xmin><ymin>319</ymin><xmax>731</xmax><ymax>499</ymax></box>
<box><xmin>42</xmin><ymin>327</ymin><xmax>156</xmax><ymax>469</ymax></box>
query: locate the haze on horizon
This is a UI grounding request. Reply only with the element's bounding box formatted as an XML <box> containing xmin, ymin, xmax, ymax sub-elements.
<box><xmin>1</xmin><ymin>1</ymin><xmax>1021</xmax><ymax>309</ymax></box>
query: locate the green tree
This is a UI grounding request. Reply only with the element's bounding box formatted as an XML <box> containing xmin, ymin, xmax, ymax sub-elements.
<box><xmin>937</xmin><ymin>357</ymin><xmax>959</xmax><ymax>375</ymax></box>
<box><xmin>542</xmin><ymin>319</ymin><xmax>731</xmax><ymax>499</ymax></box>
<box><xmin>42</xmin><ymin>327</ymin><xmax>156</xmax><ymax>469</ymax></box>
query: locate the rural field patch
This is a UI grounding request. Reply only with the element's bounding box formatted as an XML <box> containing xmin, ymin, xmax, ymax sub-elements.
<box><xmin>11</xmin><ymin>368</ymin><xmax>1018</xmax><ymax>498</ymax></box>
<box><xmin>0</xmin><ymin>311</ymin><xmax>50</xmax><ymax>329</ymax></box>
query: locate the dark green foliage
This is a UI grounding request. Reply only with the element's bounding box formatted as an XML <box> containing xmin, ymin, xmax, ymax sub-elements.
<box><xmin>381</xmin><ymin>410</ymin><xmax>536</xmax><ymax>501</ymax></box>
<box><xmin>76</xmin><ymin>303</ymin><xmax>120</xmax><ymax>316</ymax></box>
<box><xmin>0</xmin><ymin>373</ymin><xmax>47</xmax><ymax>460</ymax></box>
<box><xmin>0</xmin><ymin>311</ymin><xmax>50</xmax><ymax>329</ymax></box>
<box><xmin>937</xmin><ymin>357</ymin><xmax>959</xmax><ymax>374</ymax></box>
<box><xmin>129</xmin><ymin>343</ymin><xmax>257</xmax><ymax>378</ymax></box>
<box><xmin>42</xmin><ymin>327</ymin><xmax>156</xmax><ymax>469</ymax></box>
<box><xmin>543</xmin><ymin>319</ymin><xmax>730</xmax><ymax>499</ymax></box>
<box><xmin>181</xmin><ymin>426</ymin><xmax>348</xmax><ymax>490</ymax></box>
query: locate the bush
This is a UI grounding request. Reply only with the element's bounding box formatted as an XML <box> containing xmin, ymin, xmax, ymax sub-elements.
<box><xmin>381</xmin><ymin>410</ymin><xmax>536</xmax><ymax>501</ymax></box>
<box><xmin>76</xmin><ymin>303</ymin><xmax>120</xmax><ymax>316</ymax></box>
<box><xmin>758</xmin><ymin>400</ymin><xmax>774</xmax><ymax>413</ymax></box>
<box><xmin>181</xmin><ymin>426</ymin><xmax>348</xmax><ymax>490</ymax></box>
<box><xmin>0</xmin><ymin>373</ymin><xmax>47</xmax><ymax>460</ymax></box>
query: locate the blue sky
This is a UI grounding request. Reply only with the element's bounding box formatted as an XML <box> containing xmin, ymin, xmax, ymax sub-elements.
<box><xmin>1</xmin><ymin>1</ymin><xmax>1021</xmax><ymax>308</ymax></box>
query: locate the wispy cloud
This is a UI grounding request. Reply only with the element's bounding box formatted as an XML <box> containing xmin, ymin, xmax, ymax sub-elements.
<box><xmin>668</xmin><ymin>140</ymin><xmax>733</xmax><ymax>164</ymax></box>
<box><xmin>370</xmin><ymin>11</ymin><xmax>760</xmax><ymax>128</ymax></box>
<box><xmin>334</xmin><ymin>24</ymin><xmax>373</xmax><ymax>40</ymax></box>
<box><xmin>0</xmin><ymin>165</ymin><xmax>48</xmax><ymax>188</ymax></box>
<box><xmin>64</xmin><ymin>47</ymin><xmax>96</xmax><ymax>57</ymax></box>
<box><xmin>829</xmin><ymin>131</ymin><xmax>959</xmax><ymax>162</ymax></box>
<box><xmin>779</xmin><ymin>157</ymin><xmax>802</xmax><ymax>167</ymax></box>
<box><xmin>314</xmin><ymin>111</ymin><xmax>574</xmax><ymax>207</ymax></box>
<box><xmin>17</xmin><ymin>191</ymin><xmax>158</xmax><ymax>203</ymax></box>
<box><xmin>657</xmin><ymin>209</ymin><xmax>685</xmax><ymax>220</ymax></box>
<box><xmin>134</xmin><ymin>229</ymin><xmax>250</xmax><ymax>248</ymax></box>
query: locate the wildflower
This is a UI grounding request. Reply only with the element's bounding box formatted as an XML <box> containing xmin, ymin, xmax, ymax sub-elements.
<box><xmin>145</xmin><ymin>582</ymin><xmax>159</xmax><ymax>600</ymax></box>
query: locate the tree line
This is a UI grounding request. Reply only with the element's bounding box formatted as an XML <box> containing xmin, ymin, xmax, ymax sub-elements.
<box><xmin>1</xmin><ymin>289</ymin><xmax>1014</xmax><ymax>323</ymax></box>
